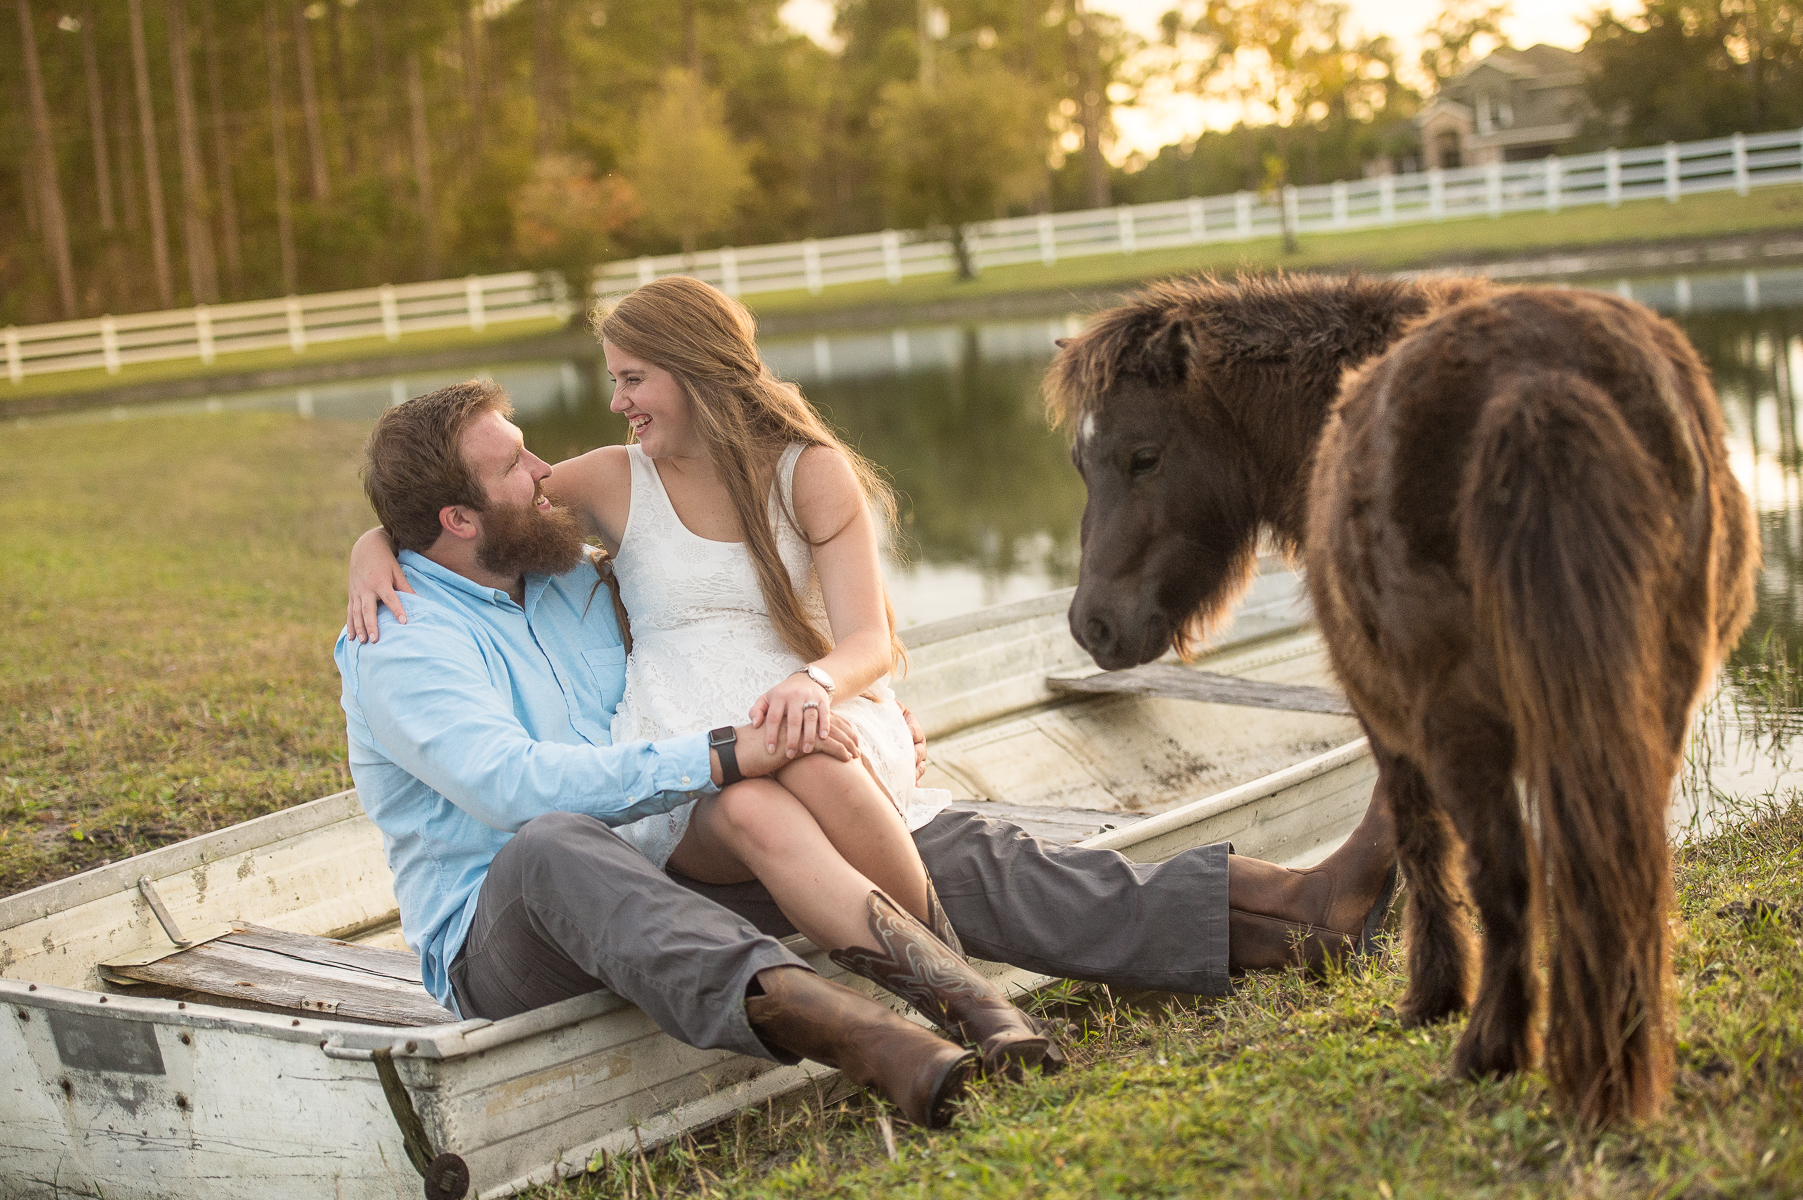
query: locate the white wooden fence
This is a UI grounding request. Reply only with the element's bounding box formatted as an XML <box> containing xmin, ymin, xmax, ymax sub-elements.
<box><xmin>5</xmin><ymin>129</ymin><xmax>1801</xmax><ymax>385</ymax></box>
<box><xmin>3</xmin><ymin>272</ymin><xmax>574</xmax><ymax>384</ymax></box>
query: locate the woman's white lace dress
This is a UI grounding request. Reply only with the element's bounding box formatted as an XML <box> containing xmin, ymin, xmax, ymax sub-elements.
<box><xmin>608</xmin><ymin>443</ymin><xmax>951</xmax><ymax>866</ymax></box>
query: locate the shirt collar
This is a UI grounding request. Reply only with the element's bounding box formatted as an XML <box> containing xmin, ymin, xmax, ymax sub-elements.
<box><xmin>398</xmin><ymin>549</ymin><xmax>522</xmax><ymax>609</ymax></box>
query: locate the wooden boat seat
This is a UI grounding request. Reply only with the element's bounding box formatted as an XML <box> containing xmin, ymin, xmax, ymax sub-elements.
<box><xmin>101</xmin><ymin>922</ymin><xmax>455</xmax><ymax>1026</ymax></box>
<box><xmin>1047</xmin><ymin>663</ymin><xmax>1353</xmax><ymax>715</ymax></box>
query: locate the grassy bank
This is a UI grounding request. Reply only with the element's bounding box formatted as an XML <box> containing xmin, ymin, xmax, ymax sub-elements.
<box><xmin>0</xmin><ymin>411</ymin><xmax>371</xmax><ymax>895</ymax></box>
<box><xmin>538</xmin><ymin>798</ymin><xmax>1803</xmax><ymax>1199</ymax></box>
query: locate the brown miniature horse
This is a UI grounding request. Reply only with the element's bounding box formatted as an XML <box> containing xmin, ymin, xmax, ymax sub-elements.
<box><xmin>1047</xmin><ymin>274</ymin><xmax>1757</xmax><ymax>1126</ymax></box>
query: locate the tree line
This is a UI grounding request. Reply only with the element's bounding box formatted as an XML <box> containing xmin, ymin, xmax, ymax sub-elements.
<box><xmin>5</xmin><ymin>0</ymin><xmax>1801</xmax><ymax>326</ymax></box>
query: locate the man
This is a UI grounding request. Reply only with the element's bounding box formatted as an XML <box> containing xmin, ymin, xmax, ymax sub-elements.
<box><xmin>336</xmin><ymin>380</ymin><xmax>1397</xmax><ymax>1125</ymax></box>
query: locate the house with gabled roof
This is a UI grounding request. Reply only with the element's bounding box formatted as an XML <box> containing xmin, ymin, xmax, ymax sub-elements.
<box><xmin>1416</xmin><ymin>45</ymin><xmax>1593</xmax><ymax>169</ymax></box>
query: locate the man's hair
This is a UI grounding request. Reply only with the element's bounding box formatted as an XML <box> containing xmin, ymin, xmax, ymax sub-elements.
<box><xmin>363</xmin><ymin>379</ymin><xmax>514</xmax><ymax>553</ymax></box>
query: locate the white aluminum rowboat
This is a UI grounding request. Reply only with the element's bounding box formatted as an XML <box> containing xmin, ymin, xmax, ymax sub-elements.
<box><xmin>0</xmin><ymin>560</ymin><xmax>1376</xmax><ymax>1200</ymax></box>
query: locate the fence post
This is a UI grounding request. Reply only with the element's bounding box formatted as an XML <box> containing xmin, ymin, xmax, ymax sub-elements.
<box><xmin>379</xmin><ymin>284</ymin><xmax>401</xmax><ymax>341</ymax></box>
<box><xmin>1378</xmin><ymin>174</ymin><xmax>1395</xmax><ymax>225</ymax></box>
<box><xmin>1330</xmin><ymin>181</ymin><xmax>1347</xmax><ymax>230</ymax></box>
<box><xmin>1427</xmin><ymin>168</ymin><xmax>1445</xmax><ymax>220</ymax></box>
<box><xmin>1744</xmin><ymin>270</ymin><xmax>1760</xmax><ymax>311</ymax></box>
<box><xmin>1665</xmin><ymin>142</ymin><xmax>1680</xmax><ymax>202</ymax></box>
<box><xmin>1674</xmin><ymin>275</ymin><xmax>1691</xmax><ymax>315</ymax></box>
<box><xmin>285</xmin><ymin>297</ymin><xmax>307</xmax><ymax>353</ymax></box>
<box><xmin>636</xmin><ymin>257</ymin><xmax>654</xmax><ymax>287</ymax></box>
<box><xmin>882</xmin><ymin>230</ymin><xmax>903</xmax><ymax>282</ymax></box>
<box><xmin>1116</xmin><ymin>205</ymin><xmax>1136</xmax><ymax>255</ymax></box>
<box><xmin>1616</xmin><ymin>279</ymin><xmax>1633</xmax><ymax>299</ymax></box>
<box><xmin>101</xmin><ymin>315</ymin><xmax>122</xmax><ymax>373</ymax></box>
<box><xmin>1037</xmin><ymin>214</ymin><xmax>1057</xmax><ymax>265</ymax></box>
<box><xmin>1544</xmin><ymin>155</ymin><xmax>1561</xmax><ymax>213</ymax></box>
<box><xmin>5</xmin><ymin>327</ymin><xmax>22</xmax><ymax>383</ymax></box>
<box><xmin>1234</xmin><ymin>191</ymin><xmax>1252</xmax><ymax>240</ymax></box>
<box><xmin>195</xmin><ymin>305</ymin><xmax>215</xmax><ymax>365</ymax></box>
<box><xmin>464</xmin><ymin>277</ymin><xmax>487</xmax><ymax>331</ymax></box>
<box><xmin>1485</xmin><ymin>161</ymin><xmax>1503</xmax><ymax>217</ymax></box>
<box><xmin>1732</xmin><ymin>132</ymin><xmax>1749</xmax><ymax>195</ymax></box>
<box><xmin>721</xmin><ymin>248</ymin><xmax>741</xmax><ymax>296</ymax></box>
<box><xmin>803</xmin><ymin>239</ymin><xmax>823</xmax><ymax>294</ymax></box>
<box><xmin>1282</xmin><ymin>185</ymin><xmax>1300</xmax><ymax>235</ymax></box>
<box><xmin>1185</xmin><ymin>197</ymin><xmax>1205</xmax><ymax>242</ymax></box>
<box><xmin>1605</xmin><ymin>148</ymin><xmax>1621</xmax><ymax>207</ymax></box>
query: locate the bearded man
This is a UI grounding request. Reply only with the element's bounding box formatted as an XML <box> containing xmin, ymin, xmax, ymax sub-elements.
<box><xmin>335</xmin><ymin>379</ymin><xmax>1398</xmax><ymax>1128</ymax></box>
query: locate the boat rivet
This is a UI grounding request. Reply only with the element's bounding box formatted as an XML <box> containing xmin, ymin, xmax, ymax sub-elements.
<box><xmin>98</xmin><ymin>996</ymin><xmax>107</xmax><ymax>1003</ymax></box>
<box><xmin>406</xmin><ymin>1041</ymin><xmax>418</xmax><ymax>1053</ymax></box>
<box><xmin>28</xmin><ymin>984</ymin><xmax>36</xmax><ymax>991</ymax></box>
<box><xmin>179</xmin><ymin>1033</ymin><xmax>192</xmax><ymax>1046</ymax></box>
<box><xmin>59</xmin><ymin>1079</ymin><xmax>71</xmax><ymax>1096</ymax></box>
<box><xmin>14</xmin><ymin>1009</ymin><xmax>26</xmax><ymax>1021</ymax></box>
<box><xmin>177</xmin><ymin>1002</ymin><xmax>185</xmax><ymax>1009</ymax></box>
<box><xmin>292</xmin><ymin>1019</ymin><xmax>301</xmax><ymax>1027</ymax></box>
<box><xmin>175</xmin><ymin>1094</ymin><xmax>189</xmax><ymax>1110</ymax></box>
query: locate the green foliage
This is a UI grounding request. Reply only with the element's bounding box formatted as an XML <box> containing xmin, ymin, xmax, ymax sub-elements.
<box><xmin>624</xmin><ymin>68</ymin><xmax>755</xmax><ymax>255</ymax></box>
<box><xmin>1582</xmin><ymin>0</ymin><xmax>1803</xmax><ymax>146</ymax></box>
<box><xmin>512</xmin><ymin>154</ymin><xmax>641</xmax><ymax>293</ymax></box>
<box><xmin>875</xmin><ymin>60</ymin><xmax>1048</xmax><ymax>278</ymax></box>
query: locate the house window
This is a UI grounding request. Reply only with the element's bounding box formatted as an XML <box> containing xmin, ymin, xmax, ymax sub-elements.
<box><xmin>1437</xmin><ymin>131</ymin><xmax>1462</xmax><ymax>170</ymax></box>
<box><xmin>1478</xmin><ymin>94</ymin><xmax>1492</xmax><ymax>133</ymax></box>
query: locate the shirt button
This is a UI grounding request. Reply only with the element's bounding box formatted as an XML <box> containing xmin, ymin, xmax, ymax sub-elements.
<box><xmin>680</xmin><ymin>776</ymin><xmax>691</xmax><ymax>786</ymax></box>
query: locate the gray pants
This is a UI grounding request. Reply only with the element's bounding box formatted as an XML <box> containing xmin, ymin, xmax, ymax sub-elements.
<box><xmin>449</xmin><ymin>808</ymin><xmax>1229</xmax><ymax>1061</ymax></box>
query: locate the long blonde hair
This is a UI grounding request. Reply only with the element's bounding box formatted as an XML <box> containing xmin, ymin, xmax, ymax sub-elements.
<box><xmin>594</xmin><ymin>276</ymin><xmax>906</xmax><ymax>671</ymax></box>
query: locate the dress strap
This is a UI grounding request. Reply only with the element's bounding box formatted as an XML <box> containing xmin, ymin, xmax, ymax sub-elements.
<box><xmin>774</xmin><ymin>443</ymin><xmax>808</xmax><ymax>529</ymax></box>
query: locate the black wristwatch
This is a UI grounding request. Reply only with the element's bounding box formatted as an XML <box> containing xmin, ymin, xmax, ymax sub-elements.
<box><xmin>708</xmin><ymin>726</ymin><xmax>743</xmax><ymax>787</ymax></box>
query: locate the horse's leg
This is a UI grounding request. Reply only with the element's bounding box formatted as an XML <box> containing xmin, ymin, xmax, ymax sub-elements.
<box><xmin>1381</xmin><ymin>743</ymin><xmax>1474</xmax><ymax>1028</ymax></box>
<box><xmin>1418</xmin><ymin>702</ymin><xmax>1540</xmax><ymax>1079</ymax></box>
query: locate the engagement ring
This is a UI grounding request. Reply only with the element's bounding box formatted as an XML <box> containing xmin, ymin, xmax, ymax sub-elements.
<box><xmin>801</xmin><ymin>700</ymin><xmax>820</xmax><ymax>710</ymax></box>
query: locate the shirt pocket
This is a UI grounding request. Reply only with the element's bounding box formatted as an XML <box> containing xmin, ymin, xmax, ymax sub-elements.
<box><xmin>581</xmin><ymin>645</ymin><xmax>628</xmax><ymax>717</ymax></box>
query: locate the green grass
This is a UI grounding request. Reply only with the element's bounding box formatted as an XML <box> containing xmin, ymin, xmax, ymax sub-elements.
<box><xmin>0</xmin><ymin>411</ymin><xmax>373</xmax><ymax>894</ymax></box>
<box><xmin>0</xmin><ymin>315</ymin><xmax>568</xmax><ymax>406</ymax></box>
<box><xmin>536</xmin><ymin>798</ymin><xmax>1803</xmax><ymax>1199</ymax></box>
<box><xmin>744</xmin><ymin>187</ymin><xmax>1803</xmax><ymax>321</ymax></box>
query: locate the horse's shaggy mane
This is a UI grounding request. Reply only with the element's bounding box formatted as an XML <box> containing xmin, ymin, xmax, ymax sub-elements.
<box><xmin>1044</xmin><ymin>272</ymin><xmax>1487</xmax><ymax>430</ymax></box>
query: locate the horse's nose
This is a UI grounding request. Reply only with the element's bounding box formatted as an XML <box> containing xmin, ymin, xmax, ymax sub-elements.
<box><xmin>1082</xmin><ymin>614</ymin><xmax>1115</xmax><ymax>657</ymax></box>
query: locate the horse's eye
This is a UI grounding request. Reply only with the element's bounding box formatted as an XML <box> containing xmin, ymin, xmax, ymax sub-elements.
<box><xmin>1128</xmin><ymin>448</ymin><xmax>1161</xmax><ymax>476</ymax></box>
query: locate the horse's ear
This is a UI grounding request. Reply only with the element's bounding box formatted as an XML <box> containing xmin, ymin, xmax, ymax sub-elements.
<box><xmin>1053</xmin><ymin>337</ymin><xmax>1071</xmax><ymax>349</ymax></box>
<box><xmin>1143</xmin><ymin>320</ymin><xmax>1200</xmax><ymax>384</ymax></box>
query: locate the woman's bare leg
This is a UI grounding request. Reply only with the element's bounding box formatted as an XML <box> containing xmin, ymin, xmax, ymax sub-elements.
<box><xmin>773</xmin><ymin>752</ymin><xmax>930</xmax><ymax>921</ymax></box>
<box><xmin>667</xmin><ymin>780</ymin><xmax>890</xmax><ymax>952</ymax></box>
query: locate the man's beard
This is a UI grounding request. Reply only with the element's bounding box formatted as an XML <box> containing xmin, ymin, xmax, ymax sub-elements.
<box><xmin>475</xmin><ymin>495</ymin><xmax>588</xmax><ymax>579</ymax></box>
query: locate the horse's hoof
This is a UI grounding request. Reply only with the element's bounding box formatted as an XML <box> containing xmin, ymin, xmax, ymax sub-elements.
<box><xmin>1397</xmin><ymin>993</ymin><xmax>1468</xmax><ymax>1028</ymax></box>
<box><xmin>1452</xmin><ymin>1029</ymin><xmax>1536</xmax><ymax>1080</ymax></box>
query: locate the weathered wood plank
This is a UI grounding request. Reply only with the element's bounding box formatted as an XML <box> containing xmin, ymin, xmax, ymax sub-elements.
<box><xmin>105</xmin><ymin>932</ymin><xmax>452</xmax><ymax>1026</ymax></box>
<box><xmin>226</xmin><ymin>923</ymin><xmax>423</xmax><ymax>984</ymax></box>
<box><xmin>1048</xmin><ymin>663</ymin><xmax>1354</xmax><ymax>715</ymax></box>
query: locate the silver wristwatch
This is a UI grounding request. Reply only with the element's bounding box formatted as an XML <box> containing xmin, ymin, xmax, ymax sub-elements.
<box><xmin>794</xmin><ymin>664</ymin><xmax>835</xmax><ymax>694</ymax></box>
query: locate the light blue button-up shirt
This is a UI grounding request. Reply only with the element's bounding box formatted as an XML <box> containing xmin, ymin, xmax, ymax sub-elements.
<box><xmin>334</xmin><ymin>550</ymin><xmax>713</xmax><ymax>1013</ymax></box>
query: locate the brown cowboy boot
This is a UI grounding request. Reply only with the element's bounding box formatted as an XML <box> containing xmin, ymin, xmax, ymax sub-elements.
<box><xmin>923</xmin><ymin>872</ymin><xmax>1067</xmax><ymax>1074</ymax></box>
<box><xmin>830</xmin><ymin>890</ymin><xmax>1049</xmax><ymax>1081</ymax></box>
<box><xmin>744</xmin><ymin>966</ymin><xmax>976</xmax><ymax>1129</ymax></box>
<box><xmin>1228</xmin><ymin>787</ymin><xmax>1400</xmax><ymax>975</ymax></box>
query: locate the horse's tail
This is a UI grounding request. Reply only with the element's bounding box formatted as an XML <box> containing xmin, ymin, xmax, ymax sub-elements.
<box><xmin>1459</xmin><ymin>369</ymin><xmax>1680</xmax><ymax>1126</ymax></box>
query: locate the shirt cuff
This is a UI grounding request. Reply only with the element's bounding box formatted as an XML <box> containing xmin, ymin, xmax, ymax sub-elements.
<box><xmin>656</xmin><ymin>730</ymin><xmax>717</xmax><ymax>795</ymax></box>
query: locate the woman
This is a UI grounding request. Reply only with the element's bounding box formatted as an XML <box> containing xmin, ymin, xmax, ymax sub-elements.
<box><xmin>349</xmin><ymin>276</ymin><xmax>1048</xmax><ymax>1077</ymax></box>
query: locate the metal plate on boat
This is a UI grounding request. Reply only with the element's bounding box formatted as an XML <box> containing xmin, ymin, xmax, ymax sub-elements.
<box><xmin>47</xmin><ymin>1008</ymin><xmax>166</xmax><ymax>1075</ymax></box>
